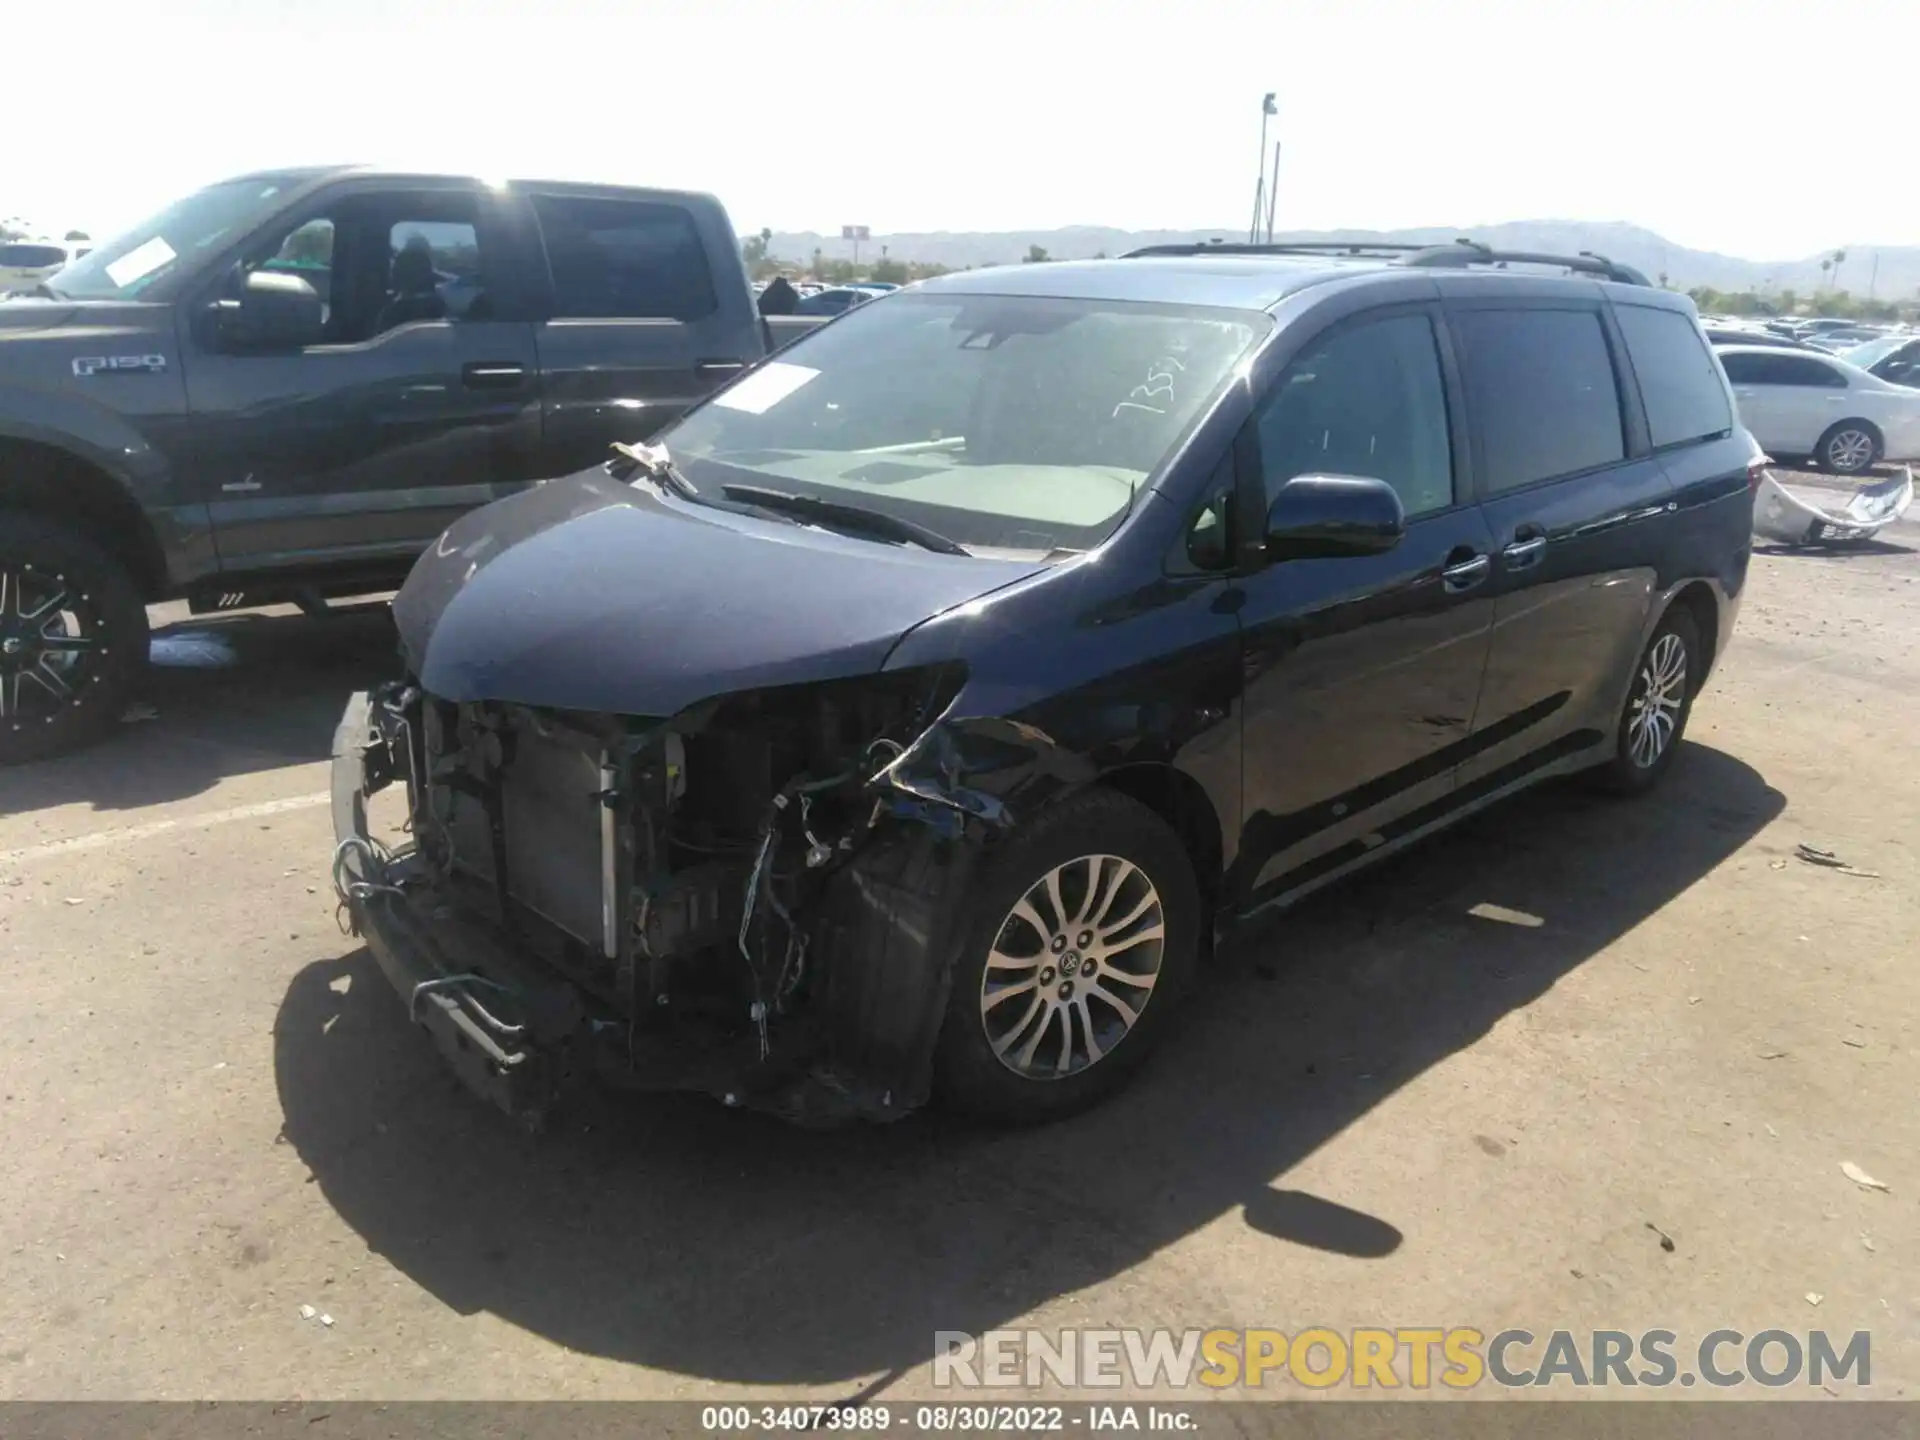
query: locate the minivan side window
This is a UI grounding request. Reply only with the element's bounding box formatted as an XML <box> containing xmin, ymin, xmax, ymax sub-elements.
<box><xmin>1254</xmin><ymin>312</ymin><xmax>1454</xmax><ymax>518</ymax></box>
<box><xmin>1454</xmin><ymin>308</ymin><xmax>1626</xmax><ymax>495</ymax></box>
<box><xmin>531</xmin><ymin>195</ymin><xmax>718</xmax><ymax>322</ymax></box>
<box><xmin>1615</xmin><ymin>305</ymin><xmax>1733</xmax><ymax>450</ymax></box>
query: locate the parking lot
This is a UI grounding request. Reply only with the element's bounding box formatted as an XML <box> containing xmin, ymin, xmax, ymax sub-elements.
<box><xmin>1</xmin><ymin>476</ymin><xmax>1916</xmax><ymax>1402</ymax></box>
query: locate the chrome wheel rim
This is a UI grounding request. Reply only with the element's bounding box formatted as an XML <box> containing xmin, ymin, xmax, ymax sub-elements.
<box><xmin>1828</xmin><ymin>430</ymin><xmax>1873</xmax><ymax>472</ymax></box>
<box><xmin>1626</xmin><ymin>632</ymin><xmax>1687</xmax><ymax>769</ymax></box>
<box><xmin>0</xmin><ymin>564</ymin><xmax>105</xmax><ymax>734</ymax></box>
<box><xmin>979</xmin><ymin>853</ymin><xmax>1165</xmax><ymax>1080</ymax></box>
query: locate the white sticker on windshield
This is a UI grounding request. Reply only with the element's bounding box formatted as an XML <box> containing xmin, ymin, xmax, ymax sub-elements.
<box><xmin>711</xmin><ymin>361</ymin><xmax>819</xmax><ymax>414</ymax></box>
<box><xmin>105</xmin><ymin>236</ymin><xmax>178</xmax><ymax>289</ymax></box>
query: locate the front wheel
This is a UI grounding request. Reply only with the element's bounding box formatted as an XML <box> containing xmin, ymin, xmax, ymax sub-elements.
<box><xmin>1588</xmin><ymin>606</ymin><xmax>1700</xmax><ymax>796</ymax></box>
<box><xmin>1817</xmin><ymin>422</ymin><xmax>1880</xmax><ymax>476</ymax></box>
<box><xmin>0</xmin><ymin>513</ymin><xmax>150</xmax><ymax>765</ymax></box>
<box><xmin>935</xmin><ymin>788</ymin><xmax>1200</xmax><ymax>1122</ymax></box>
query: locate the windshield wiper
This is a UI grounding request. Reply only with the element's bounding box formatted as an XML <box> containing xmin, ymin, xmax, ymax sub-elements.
<box><xmin>720</xmin><ymin>484</ymin><xmax>969</xmax><ymax>555</ymax></box>
<box><xmin>28</xmin><ymin>281</ymin><xmax>64</xmax><ymax>300</ymax></box>
<box><xmin>609</xmin><ymin>441</ymin><xmax>699</xmax><ymax>500</ymax></box>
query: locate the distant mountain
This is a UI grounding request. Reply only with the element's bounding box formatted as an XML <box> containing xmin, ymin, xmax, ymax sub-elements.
<box><xmin>765</xmin><ymin>221</ymin><xmax>1920</xmax><ymax>299</ymax></box>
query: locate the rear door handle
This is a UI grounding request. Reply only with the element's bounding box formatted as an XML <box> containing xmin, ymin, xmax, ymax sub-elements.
<box><xmin>1502</xmin><ymin>536</ymin><xmax>1548</xmax><ymax>569</ymax></box>
<box><xmin>1441</xmin><ymin>553</ymin><xmax>1491</xmax><ymax>592</ymax></box>
<box><xmin>696</xmin><ymin>359</ymin><xmax>748</xmax><ymax>377</ymax></box>
<box><xmin>462</xmin><ymin>361</ymin><xmax>526</xmax><ymax>389</ymax></box>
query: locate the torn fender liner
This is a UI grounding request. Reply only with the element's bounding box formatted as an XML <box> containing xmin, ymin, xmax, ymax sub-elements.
<box><xmin>1753</xmin><ymin>465</ymin><xmax>1913</xmax><ymax>546</ymax></box>
<box><xmin>811</xmin><ymin>827</ymin><xmax>979</xmax><ymax>1108</ymax></box>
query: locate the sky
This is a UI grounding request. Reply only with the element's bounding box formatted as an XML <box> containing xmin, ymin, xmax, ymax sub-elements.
<box><xmin>10</xmin><ymin>0</ymin><xmax>1915</xmax><ymax>260</ymax></box>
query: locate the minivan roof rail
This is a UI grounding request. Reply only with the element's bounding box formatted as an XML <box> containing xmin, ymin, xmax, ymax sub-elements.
<box><xmin>1401</xmin><ymin>239</ymin><xmax>1651</xmax><ymax>286</ymax></box>
<box><xmin>1120</xmin><ymin>237</ymin><xmax>1650</xmax><ymax>287</ymax></box>
<box><xmin>1122</xmin><ymin>241</ymin><xmax>1429</xmax><ymax>261</ymax></box>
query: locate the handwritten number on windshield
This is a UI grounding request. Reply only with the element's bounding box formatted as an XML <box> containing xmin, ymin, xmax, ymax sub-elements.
<box><xmin>1112</xmin><ymin>355</ymin><xmax>1186</xmax><ymax>419</ymax></box>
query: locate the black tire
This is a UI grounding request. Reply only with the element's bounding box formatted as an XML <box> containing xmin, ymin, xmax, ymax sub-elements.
<box><xmin>1588</xmin><ymin>605</ymin><xmax>1701</xmax><ymax>796</ymax></box>
<box><xmin>0</xmin><ymin>512</ymin><xmax>149</xmax><ymax>765</ymax></box>
<box><xmin>1815</xmin><ymin>421</ymin><xmax>1881</xmax><ymax>477</ymax></box>
<box><xmin>934</xmin><ymin>787</ymin><xmax>1200</xmax><ymax>1123</ymax></box>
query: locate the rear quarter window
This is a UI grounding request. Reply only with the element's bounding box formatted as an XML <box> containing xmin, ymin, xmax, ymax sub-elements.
<box><xmin>1615</xmin><ymin>304</ymin><xmax>1734</xmax><ymax>449</ymax></box>
<box><xmin>1453</xmin><ymin>308</ymin><xmax>1626</xmax><ymax>495</ymax></box>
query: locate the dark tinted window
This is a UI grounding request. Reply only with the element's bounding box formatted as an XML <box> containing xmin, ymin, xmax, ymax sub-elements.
<box><xmin>1615</xmin><ymin>305</ymin><xmax>1734</xmax><ymax>449</ymax></box>
<box><xmin>1455</xmin><ymin>309</ymin><xmax>1625</xmax><ymax>494</ymax></box>
<box><xmin>0</xmin><ymin>244</ymin><xmax>67</xmax><ymax>268</ymax></box>
<box><xmin>532</xmin><ymin>196</ymin><xmax>717</xmax><ymax>321</ymax></box>
<box><xmin>1721</xmin><ymin>351</ymin><xmax>1847</xmax><ymax>387</ymax></box>
<box><xmin>1256</xmin><ymin>313</ymin><xmax>1454</xmax><ymax>517</ymax></box>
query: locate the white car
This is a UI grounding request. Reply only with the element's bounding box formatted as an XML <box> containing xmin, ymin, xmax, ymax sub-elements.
<box><xmin>1716</xmin><ymin>344</ymin><xmax>1920</xmax><ymax>476</ymax></box>
<box><xmin>0</xmin><ymin>238</ymin><xmax>87</xmax><ymax>295</ymax></box>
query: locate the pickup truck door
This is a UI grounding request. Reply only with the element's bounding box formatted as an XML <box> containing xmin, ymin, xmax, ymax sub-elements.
<box><xmin>182</xmin><ymin>181</ymin><xmax>545</xmax><ymax>577</ymax></box>
<box><xmin>524</xmin><ymin>190</ymin><xmax>762</xmax><ymax>474</ymax></box>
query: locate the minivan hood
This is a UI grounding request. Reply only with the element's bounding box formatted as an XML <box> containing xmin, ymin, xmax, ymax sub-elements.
<box><xmin>394</xmin><ymin>467</ymin><xmax>1042</xmax><ymax>716</ymax></box>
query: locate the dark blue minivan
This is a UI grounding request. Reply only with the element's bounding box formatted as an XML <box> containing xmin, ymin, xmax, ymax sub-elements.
<box><xmin>333</xmin><ymin>240</ymin><xmax>1758</xmax><ymax>1126</ymax></box>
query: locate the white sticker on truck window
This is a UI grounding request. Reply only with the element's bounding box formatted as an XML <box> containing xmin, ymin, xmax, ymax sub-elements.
<box><xmin>711</xmin><ymin>361</ymin><xmax>819</xmax><ymax>415</ymax></box>
<box><xmin>105</xmin><ymin>236</ymin><xmax>178</xmax><ymax>289</ymax></box>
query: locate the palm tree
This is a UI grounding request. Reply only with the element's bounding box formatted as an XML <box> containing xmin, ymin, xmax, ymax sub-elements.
<box><xmin>1820</xmin><ymin>258</ymin><xmax>1832</xmax><ymax>292</ymax></box>
<box><xmin>1831</xmin><ymin>249</ymin><xmax>1847</xmax><ymax>294</ymax></box>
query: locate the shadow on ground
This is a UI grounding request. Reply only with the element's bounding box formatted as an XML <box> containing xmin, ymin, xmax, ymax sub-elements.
<box><xmin>0</xmin><ymin>604</ymin><xmax>397</xmax><ymax>817</ymax></box>
<box><xmin>274</xmin><ymin>744</ymin><xmax>1782</xmax><ymax>1386</ymax></box>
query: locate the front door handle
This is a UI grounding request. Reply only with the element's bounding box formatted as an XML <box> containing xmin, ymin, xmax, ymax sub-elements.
<box><xmin>462</xmin><ymin>361</ymin><xmax>526</xmax><ymax>389</ymax></box>
<box><xmin>696</xmin><ymin>358</ymin><xmax>748</xmax><ymax>377</ymax></box>
<box><xmin>1502</xmin><ymin>535</ymin><xmax>1548</xmax><ymax>569</ymax></box>
<box><xmin>1441</xmin><ymin>552</ymin><xmax>1491</xmax><ymax>592</ymax></box>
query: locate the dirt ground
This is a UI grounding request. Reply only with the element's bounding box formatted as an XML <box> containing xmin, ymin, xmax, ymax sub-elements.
<box><xmin>1</xmin><ymin>487</ymin><xmax>1916</xmax><ymax>1403</ymax></box>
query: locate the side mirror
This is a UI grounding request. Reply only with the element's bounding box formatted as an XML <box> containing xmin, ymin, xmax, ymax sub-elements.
<box><xmin>214</xmin><ymin>269</ymin><xmax>325</xmax><ymax>351</ymax></box>
<box><xmin>1265</xmin><ymin>473</ymin><xmax>1405</xmax><ymax>561</ymax></box>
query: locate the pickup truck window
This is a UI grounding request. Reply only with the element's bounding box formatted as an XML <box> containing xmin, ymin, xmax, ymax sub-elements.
<box><xmin>660</xmin><ymin>292</ymin><xmax>1264</xmax><ymax>554</ymax></box>
<box><xmin>239</xmin><ymin>191</ymin><xmax>498</xmax><ymax>344</ymax></box>
<box><xmin>531</xmin><ymin>195</ymin><xmax>718</xmax><ymax>322</ymax></box>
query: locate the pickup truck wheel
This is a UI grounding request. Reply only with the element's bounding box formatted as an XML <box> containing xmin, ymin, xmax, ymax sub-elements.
<box><xmin>0</xmin><ymin>513</ymin><xmax>149</xmax><ymax>765</ymax></box>
<box><xmin>935</xmin><ymin>788</ymin><xmax>1199</xmax><ymax>1123</ymax></box>
<box><xmin>1588</xmin><ymin>605</ymin><xmax>1700</xmax><ymax>797</ymax></box>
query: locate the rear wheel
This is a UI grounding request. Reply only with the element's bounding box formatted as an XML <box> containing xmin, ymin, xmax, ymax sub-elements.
<box><xmin>935</xmin><ymin>788</ymin><xmax>1200</xmax><ymax>1122</ymax></box>
<box><xmin>1589</xmin><ymin>606</ymin><xmax>1700</xmax><ymax>796</ymax></box>
<box><xmin>1817</xmin><ymin>421</ymin><xmax>1880</xmax><ymax>476</ymax></box>
<box><xmin>0</xmin><ymin>513</ymin><xmax>149</xmax><ymax>765</ymax></box>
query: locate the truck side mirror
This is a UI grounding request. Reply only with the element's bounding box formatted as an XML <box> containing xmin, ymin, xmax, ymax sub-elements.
<box><xmin>213</xmin><ymin>269</ymin><xmax>326</xmax><ymax>352</ymax></box>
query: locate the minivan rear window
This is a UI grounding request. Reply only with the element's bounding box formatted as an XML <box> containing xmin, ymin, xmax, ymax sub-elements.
<box><xmin>0</xmin><ymin>244</ymin><xmax>67</xmax><ymax>269</ymax></box>
<box><xmin>1615</xmin><ymin>304</ymin><xmax>1734</xmax><ymax>449</ymax></box>
<box><xmin>1454</xmin><ymin>308</ymin><xmax>1626</xmax><ymax>494</ymax></box>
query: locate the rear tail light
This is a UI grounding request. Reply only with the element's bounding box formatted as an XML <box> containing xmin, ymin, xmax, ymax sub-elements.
<box><xmin>1746</xmin><ymin>446</ymin><xmax>1773</xmax><ymax>495</ymax></box>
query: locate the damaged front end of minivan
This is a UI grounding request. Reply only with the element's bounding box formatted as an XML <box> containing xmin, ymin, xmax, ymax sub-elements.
<box><xmin>329</xmin><ymin>657</ymin><xmax>1035</xmax><ymax>1127</ymax></box>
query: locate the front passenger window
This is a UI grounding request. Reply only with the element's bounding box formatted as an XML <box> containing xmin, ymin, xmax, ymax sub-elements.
<box><xmin>1254</xmin><ymin>314</ymin><xmax>1454</xmax><ymax>519</ymax></box>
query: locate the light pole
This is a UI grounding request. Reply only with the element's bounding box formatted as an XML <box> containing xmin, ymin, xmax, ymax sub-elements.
<box><xmin>1250</xmin><ymin>92</ymin><xmax>1276</xmax><ymax>243</ymax></box>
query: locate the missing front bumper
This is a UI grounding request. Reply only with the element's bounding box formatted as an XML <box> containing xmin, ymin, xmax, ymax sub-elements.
<box><xmin>328</xmin><ymin>690</ymin><xmax>973</xmax><ymax>1127</ymax></box>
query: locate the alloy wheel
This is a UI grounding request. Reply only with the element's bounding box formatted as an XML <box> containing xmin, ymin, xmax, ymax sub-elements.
<box><xmin>1826</xmin><ymin>429</ymin><xmax>1874</xmax><ymax>473</ymax></box>
<box><xmin>1626</xmin><ymin>632</ymin><xmax>1687</xmax><ymax>769</ymax></box>
<box><xmin>979</xmin><ymin>853</ymin><xmax>1166</xmax><ymax>1080</ymax></box>
<box><xmin>0</xmin><ymin>563</ymin><xmax>107</xmax><ymax>733</ymax></box>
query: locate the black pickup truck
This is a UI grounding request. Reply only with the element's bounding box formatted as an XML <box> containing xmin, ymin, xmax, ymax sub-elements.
<box><xmin>0</xmin><ymin>166</ymin><xmax>819</xmax><ymax>763</ymax></box>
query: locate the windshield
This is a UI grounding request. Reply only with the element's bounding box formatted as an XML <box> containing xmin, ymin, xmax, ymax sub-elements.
<box><xmin>1841</xmin><ymin>336</ymin><xmax>1908</xmax><ymax>370</ymax></box>
<box><xmin>660</xmin><ymin>291</ymin><xmax>1265</xmax><ymax>555</ymax></box>
<box><xmin>41</xmin><ymin>177</ymin><xmax>300</xmax><ymax>300</ymax></box>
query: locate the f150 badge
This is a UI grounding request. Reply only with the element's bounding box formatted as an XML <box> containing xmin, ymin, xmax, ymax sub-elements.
<box><xmin>73</xmin><ymin>354</ymin><xmax>167</xmax><ymax>377</ymax></box>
